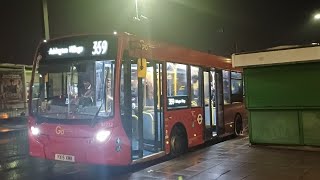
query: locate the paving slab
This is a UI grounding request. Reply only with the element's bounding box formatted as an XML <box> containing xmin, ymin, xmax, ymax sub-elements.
<box><xmin>130</xmin><ymin>136</ymin><xmax>320</xmax><ymax>180</ymax></box>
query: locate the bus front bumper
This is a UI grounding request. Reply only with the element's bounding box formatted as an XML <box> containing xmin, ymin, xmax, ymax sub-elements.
<box><xmin>28</xmin><ymin>128</ymin><xmax>131</xmax><ymax>166</ymax></box>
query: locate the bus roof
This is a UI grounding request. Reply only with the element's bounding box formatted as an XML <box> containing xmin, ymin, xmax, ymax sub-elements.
<box><xmin>232</xmin><ymin>45</ymin><xmax>320</xmax><ymax>68</ymax></box>
<box><xmin>120</xmin><ymin>32</ymin><xmax>241</xmax><ymax>71</ymax></box>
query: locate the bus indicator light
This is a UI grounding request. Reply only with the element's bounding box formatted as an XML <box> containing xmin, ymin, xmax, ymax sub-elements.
<box><xmin>197</xmin><ymin>114</ymin><xmax>203</xmax><ymax>125</ymax></box>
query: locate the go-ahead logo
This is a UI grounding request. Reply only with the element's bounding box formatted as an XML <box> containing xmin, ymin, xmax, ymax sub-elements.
<box><xmin>56</xmin><ymin>126</ymin><xmax>64</xmax><ymax>135</ymax></box>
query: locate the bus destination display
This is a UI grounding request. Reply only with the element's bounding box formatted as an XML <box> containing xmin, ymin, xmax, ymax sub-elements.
<box><xmin>43</xmin><ymin>36</ymin><xmax>117</xmax><ymax>60</ymax></box>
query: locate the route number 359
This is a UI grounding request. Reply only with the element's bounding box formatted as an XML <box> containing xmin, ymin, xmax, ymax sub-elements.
<box><xmin>92</xmin><ymin>40</ymin><xmax>108</xmax><ymax>55</ymax></box>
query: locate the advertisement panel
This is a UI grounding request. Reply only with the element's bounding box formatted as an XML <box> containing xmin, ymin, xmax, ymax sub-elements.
<box><xmin>0</xmin><ymin>71</ymin><xmax>24</xmax><ymax>103</ymax></box>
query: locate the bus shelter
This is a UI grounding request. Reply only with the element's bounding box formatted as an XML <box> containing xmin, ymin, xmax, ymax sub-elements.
<box><xmin>232</xmin><ymin>45</ymin><xmax>320</xmax><ymax>146</ymax></box>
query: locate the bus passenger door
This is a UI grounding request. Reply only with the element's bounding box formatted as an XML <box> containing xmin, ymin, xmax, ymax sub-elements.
<box><xmin>140</xmin><ymin>61</ymin><xmax>164</xmax><ymax>154</ymax></box>
<box><xmin>203</xmin><ymin>70</ymin><xmax>218</xmax><ymax>140</ymax></box>
<box><xmin>215</xmin><ymin>69</ymin><xmax>225</xmax><ymax>135</ymax></box>
<box><xmin>128</xmin><ymin>59</ymin><xmax>164</xmax><ymax>160</ymax></box>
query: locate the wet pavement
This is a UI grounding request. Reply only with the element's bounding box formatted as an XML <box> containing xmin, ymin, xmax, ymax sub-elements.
<box><xmin>0</xmin><ymin>117</ymin><xmax>27</xmax><ymax>133</ymax></box>
<box><xmin>0</xmin><ymin>127</ymin><xmax>163</xmax><ymax>180</ymax></box>
<box><xmin>1</xmin><ymin>125</ymin><xmax>320</xmax><ymax>179</ymax></box>
<box><xmin>128</xmin><ymin>137</ymin><xmax>320</xmax><ymax>180</ymax></box>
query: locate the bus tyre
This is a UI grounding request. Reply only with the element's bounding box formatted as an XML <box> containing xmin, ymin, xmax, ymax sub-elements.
<box><xmin>234</xmin><ymin>114</ymin><xmax>243</xmax><ymax>136</ymax></box>
<box><xmin>170</xmin><ymin>126</ymin><xmax>187</xmax><ymax>157</ymax></box>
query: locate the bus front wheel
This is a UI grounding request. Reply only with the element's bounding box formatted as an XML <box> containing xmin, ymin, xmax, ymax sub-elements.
<box><xmin>170</xmin><ymin>125</ymin><xmax>187</xmax><ymax>157</ymax></box>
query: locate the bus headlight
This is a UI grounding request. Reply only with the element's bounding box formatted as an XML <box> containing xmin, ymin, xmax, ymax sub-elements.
<box><xmin>31</xmin><ymin>126</ymin><xmax>40</xmax><ymax>136</ymax></box>
<box><xmin>96</xmin><ymin>130</ymin><xmax>111</xmax><ymax>142</ymax></box>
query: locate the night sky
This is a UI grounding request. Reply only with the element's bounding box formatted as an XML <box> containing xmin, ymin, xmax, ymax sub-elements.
<box><xmin>1</xmin><ymin>0</ymin><xmax>320</xmax><ymax>65</ymax></box>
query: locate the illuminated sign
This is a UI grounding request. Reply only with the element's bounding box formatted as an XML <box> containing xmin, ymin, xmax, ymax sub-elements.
<box><xmin>92</xmin><ymin>40</ymin><xmax>108</xmax><ymax>55</ymax></box>
<box><xmin>167</xmin><ymin>96</ymin><xmax>189</xmax><ymax>108</ymax></box>
<box><xmin>48</xmin><ymin>45</ymin><xmax>84</xmax><ymax>56</ymax></box>
<box><xmin>42</xmin><ymin>35</ymin><xmax>117</xmax><ymax>60</ymax></box>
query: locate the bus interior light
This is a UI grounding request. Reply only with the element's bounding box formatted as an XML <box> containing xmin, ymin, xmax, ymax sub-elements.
<box><xmin>31</xmin><ymin>126</ymin><xmax>40</xmax><ymax>136</ymax></box>
<box><xmin>96</xmin><ymin>130</ymin><xmax>111</xmax><ymax>142</ymax></box>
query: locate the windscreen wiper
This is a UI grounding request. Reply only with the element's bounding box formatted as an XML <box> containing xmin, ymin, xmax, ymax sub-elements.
<box><xmin>36</xmin><ymin>82</ymin><xmax>45</xmax><ymax>113</ymax></box>
<box><xmin>90</xmin><ymin>102</ymin><xmax>104</xmax><ymax>127</ymax></box>
<box><xmin>90</xmin><ymin>66</ymin><xmax>109</xmax><ymax>127</ymax></box>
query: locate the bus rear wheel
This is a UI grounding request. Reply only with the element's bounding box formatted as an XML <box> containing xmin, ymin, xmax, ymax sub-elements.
<box><xmin>170</xmin><ymin>126</ymin><xmax>187</xmax><ymax>157</ymax></box>
<box><xmin>234</xmin><ymin>114</ymin><xmax>243</xmax><ymax>136</ymax></box>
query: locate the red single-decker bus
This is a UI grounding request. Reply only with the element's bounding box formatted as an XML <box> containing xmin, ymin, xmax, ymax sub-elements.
<box><xmin>28</xmin><ymin>32</ymin><xmax>246</xmax><ymax>166</ymax></box>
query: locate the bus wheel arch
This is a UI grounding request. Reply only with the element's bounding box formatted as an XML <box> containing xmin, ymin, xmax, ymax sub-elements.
<box><xmin>169</xmin><ymin>122</ymin><xmax>188</xmax><ymax>157</ymax></box>
<box><xmin>234</xmin><ymin>113</ymin><xmax>243</xmax><ymax>136</ymax></box>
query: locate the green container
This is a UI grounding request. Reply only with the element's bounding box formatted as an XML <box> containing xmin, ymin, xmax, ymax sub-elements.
<box><xmin>302</xmin><ymin>111</ymin><xmax>320</xmax><ymax>146</ymax></box>
<box><xmin>245</xmin><ymin>62</ymin><xmax>320</xmax><ymax>146</ymax></box>
<box><xmin>250</xmin><ymin>110</ymin><xmax>300</xmax><ymax>145</ymax></box>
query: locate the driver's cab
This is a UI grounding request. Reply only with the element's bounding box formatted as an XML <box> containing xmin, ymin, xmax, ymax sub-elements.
<box><xmin>33</xmin><ymin>60</ymin><xmax>115</xmax><ymax>121</ymax></box>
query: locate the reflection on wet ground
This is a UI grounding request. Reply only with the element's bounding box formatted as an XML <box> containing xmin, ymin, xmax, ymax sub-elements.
<box><xmin>0</xmin><ymin>129</ymin><xmax>167</xmax><ymax>180</ymax></box>
<box><xmin>3</xmin><ymin>129</ymin><xmax>320</xmax><ymax>180</ymax></box>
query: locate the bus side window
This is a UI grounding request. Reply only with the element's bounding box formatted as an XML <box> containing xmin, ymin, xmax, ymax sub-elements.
<box><xmin>223</xmin><ymin>70</ymin><xmax>231</xmax><ymax>104</ymax></box>
<box><xmin>231</xmin><ymin>71</ymin><xmax>243</xmax><ymax>103</ymax></box>
<box><xmin>190</xmin><ymin>66</ymin><xmax>201</xmax><ymax>107</ymax></box>
<box><xmin>167</xmin><ymin>62</ymin><xmax>188</xmax><ymax>109</ymax></box>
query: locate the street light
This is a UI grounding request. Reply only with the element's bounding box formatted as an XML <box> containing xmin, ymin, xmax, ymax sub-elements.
<box><xmin>135</xmin><ymin>0</ymin><xmax>139</xmax><ymax>20</ymax></box>
<box><xmin>314</xmin><ymin>13</ymin><xmax>320</xmax><ymax>20</ymax></box>
<box><xmin>42</xmin><ymin>0</ymin><xmax>50</xmax><ymax>40</ymax></box>
<box><xmin>134</xmin><ymin>0</ymin><xmax>149</xmax><ymax>21</ymax></box>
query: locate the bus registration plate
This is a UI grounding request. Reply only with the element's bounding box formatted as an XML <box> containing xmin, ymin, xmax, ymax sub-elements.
<box><xmin>54</xmin><ymin>154</ymin><xmax>75</xmax><ymax>162</ymax></box>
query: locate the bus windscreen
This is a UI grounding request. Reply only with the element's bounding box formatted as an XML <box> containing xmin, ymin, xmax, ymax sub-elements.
<box><xmin>31</xmin><ymin>60</ymin><xmax>115</xmax><ymax>121</ymax></box>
